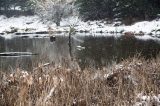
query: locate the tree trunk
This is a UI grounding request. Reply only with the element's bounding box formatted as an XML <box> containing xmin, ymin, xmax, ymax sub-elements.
<box><xmin>55</xmin><ymin>11</ymin><xmax>61</xmax><ymax>26</ymax></box>
<box><xmin>56</xmin><ymin>20</ymin><xmax>60</xmax><ymax>26</ymax></box>
<box><xmin>68</xmin><ymin>34</ymin><xmax>73</xmax><ymax>61</ymax></box>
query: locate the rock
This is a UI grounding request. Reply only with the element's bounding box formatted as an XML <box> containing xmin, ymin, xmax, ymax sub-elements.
<box><xmin>21</xmin><ymin>36</ymin><xmax>29</xmax><ymax>39</ymax></box>
<box><xmin>36</xmin><ymin>31</ymin><xmax>48</xmax><ymax>34</ymax></box>
<box><xmin>50</xmin><ymin>36</ymin><xmax>56</xmax><ymax>42</ymax></box>
<box><xmin>15</xmin><ymin>32</ymin><xmax>35</xmax><ymax>35</ymax></box>
<box><xmin>124</xmin><ymin>31</ymin><xmax>135</xmax><ymax>37</ymax></box>
<box><xmin>0</xmin><ymin>52</ymin><xmax>38</xmax><ymax>57</ymax></box>
<box><xmin>4</xmin><ymin>27</ymin><xmax>18</xmax><ymax>34</ymax></box>
<box><xmin>135</xmin><ymin>31</ymin><xmax>144</xmax><ymax>36</ymax></box>
<box><xmin>0</xmin><ymin>33</ymin><xmax>4</xmax><ymax>35</ymax></box>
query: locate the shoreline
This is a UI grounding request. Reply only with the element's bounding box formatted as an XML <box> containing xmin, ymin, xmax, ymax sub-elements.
<box><xmin>0</xmin><ymin>15</ymin><xmax>160</xmax><ymax>39</ymax></box>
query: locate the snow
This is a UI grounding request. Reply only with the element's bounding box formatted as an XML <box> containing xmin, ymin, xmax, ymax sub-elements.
<box><xmin>124</xmin><ymin>20</ymin><xmax>160</xmax><ymax>34</ymax></box>
<box><xmin>135</xmin><ymin>35</ymin><xmax>160</xmax><ymax>41</ymax></box>
<box><xmin>0</xmin><ymin>15</ymin><xmax>48</xmax><ymax>34</ymax></box>
<box><xmin>134</xmin><ymin>93</ymin><xmax>160</xmax><ymax>106</ymax></box>
<box><xmin>0</xmin><ymin>15</ymin><xmax>160</xmax><ymax>39</ymax></box>
<box><xmin>76</xmin><ymin>46</ymin><xmax>85</xmax><ymax>50</ymax></box>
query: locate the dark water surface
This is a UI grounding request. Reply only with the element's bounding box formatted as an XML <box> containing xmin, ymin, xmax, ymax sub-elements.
<box><xmin>0</xmin><ymin>35</ymin><xmax>160</xmax><ymax>71</ymax></box>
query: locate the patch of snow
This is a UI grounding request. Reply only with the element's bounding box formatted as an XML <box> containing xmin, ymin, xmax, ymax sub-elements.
<box><xmin>21</xmin><ymin>71</ymin><xmax>29</xmax><ymax>78</ymax></box>
<box><xmin>0</xmin><ymin>15</ymin><xmax>47</xmax><ymax>34</ymax></box>
<box><xmin>124</xmin><ymin>20</ymin><xmax>160</xmax><ymax>34</ymax></box>
<box><xmin>135</xmin><ymin>35</ymin><xmax>160</xmax><ymax>41</ymax></box>
<box><xmin>44</xmin><ymin>87</ymin><xmax>55</xmax><ymax>102</ymax></box>
<box><xmin>1</xmin><ymin>15</ymin><xmax>160</xmax><ymax>39</ymax></box>
<box><xmin>76</xmin><ymin>46</ymin><xmax>85</xmax><ymax>50</ymax></box>
<box><xmin>0</xmin><ymin>34</ymin><xmax>14</xmax><ymax>39</ymax></box>
<box><xmin>115</xmin><ymin>64</ymin><xmax>123</xmax><ymax>70</ymax></box>
<box><xmin>134</xmin><ymin>93</ymin><xmax>160</xmax><ymax>106</ymax></box>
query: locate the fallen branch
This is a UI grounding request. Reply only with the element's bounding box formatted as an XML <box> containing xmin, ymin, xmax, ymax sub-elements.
<box><xmin>33</xmin><ymin>63</ymin><xmax>51</xmax><ymax>71</ymax></box>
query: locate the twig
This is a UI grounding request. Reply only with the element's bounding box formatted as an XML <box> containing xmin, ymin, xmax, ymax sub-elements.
<box><xmin>33</xmin><ymin>63</ymin><xmax>51</xmax><ymax>71</ymax></box>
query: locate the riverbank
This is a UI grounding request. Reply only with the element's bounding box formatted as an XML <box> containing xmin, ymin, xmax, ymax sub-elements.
<box><xmin>0</xmin><ymin>15</ymin><xmax>160</xmax><ymax>39</ymax></box>
<box><xmin>0</xmin><ymin>57</ymin><xmax>160</xmax><ymax>106</ymax></box>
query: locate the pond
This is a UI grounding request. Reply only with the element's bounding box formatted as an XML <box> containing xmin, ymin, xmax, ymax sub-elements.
<box><xmin>0</xmin><ymin>34</ymin><xmax>160</xmax><ymax>71</ymax></box>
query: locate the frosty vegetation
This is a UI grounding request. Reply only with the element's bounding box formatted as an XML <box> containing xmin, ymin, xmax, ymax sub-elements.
<box><xmin>0</xmin><ymin>0</ymin><xmax>160</xmax><ymax>106</ymax></box>
<box><xmin>0</xmin><ymin>57</ymin><xmax>160</xmax><ymax>106</ymax></box>
<box><xmin>34</xmin><ymin>0</ymin><xmax>76</xmax><ymax>26</ymax></box>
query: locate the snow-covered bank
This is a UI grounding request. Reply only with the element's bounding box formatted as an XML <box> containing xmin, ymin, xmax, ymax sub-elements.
<box><xmin>0</xmin><ymin>15</ymin><xmax>160</xmax><ymax>38</ymax></box>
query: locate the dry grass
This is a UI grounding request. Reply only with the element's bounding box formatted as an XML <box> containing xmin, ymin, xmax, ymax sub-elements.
<box><xmin>0</xmin><ymin>57</ymin><xmax>160</xmax><ymax>106</ymax></box>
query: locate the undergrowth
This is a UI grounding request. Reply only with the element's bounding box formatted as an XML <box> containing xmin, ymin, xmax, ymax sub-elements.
<box><xmin>0</xmin><ymin>57</ymin><xmax>160</xmax><ymax>106</ymax></box>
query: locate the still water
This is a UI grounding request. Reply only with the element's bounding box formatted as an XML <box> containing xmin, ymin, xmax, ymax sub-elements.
<box><xmin>0</xmin><ymin>34</ymin><xmax>160</xmax><ymax>71</ymax></box>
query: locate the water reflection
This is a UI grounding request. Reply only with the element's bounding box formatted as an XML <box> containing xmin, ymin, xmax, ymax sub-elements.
<box><xmin>76</xmin><ymin>36</ymin><xmax>160</xmax><ymax>69</ymax></box>
<box><xmin>0</xmin><ymin>35</ymin><xmax>160</xmax><ymax>71</ymax></box>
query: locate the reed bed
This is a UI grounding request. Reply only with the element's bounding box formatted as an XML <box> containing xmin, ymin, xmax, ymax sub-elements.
<box><xmin>0</xmin><ymin>57</ymin><xmax>160</xmax><ymax>106</ymax></box>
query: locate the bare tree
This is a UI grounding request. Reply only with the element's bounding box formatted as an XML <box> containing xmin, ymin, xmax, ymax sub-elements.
<box><xmin>34</xmin><ymin>0</ymin><xmax>75</xmax><ymax>26</ymax></box>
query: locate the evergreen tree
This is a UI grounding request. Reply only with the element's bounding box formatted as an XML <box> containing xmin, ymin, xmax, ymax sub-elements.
<box><xmin>0</xmin><ymin>0</ymin><xmax>3</xmax><ymax>10</ymax></box>
<box><xmin>76</xmin><ymin>0</ymin><xmax>160</xmax><ymax>24</ymax></box>
<box><xmin>16</xmin><ymin>0</ymin><xmax>33</xmax><ymax>11</ymax></box>
<box><xmin>0</xmin><ymin>0</ymin><xmax>12</xmax><ymax>11</ymax></box>
<box><xmin>0</xmin><ymin>0</ymin><xmax>35</xmax><ymax>11</ymax></box>
<box><xmin>76</xmin><ymin>0</ymin><xmax>116</xmax><ymax>21</ymax></box>
<box><xmin>115</xmin><ymin>0</ymin><xmax>160</xmax><ymax>24</ymax></box>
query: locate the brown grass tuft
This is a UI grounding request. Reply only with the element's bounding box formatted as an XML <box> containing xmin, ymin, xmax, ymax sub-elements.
<box><xmin>0</xmin><ymin>57</ymin><xmax>160</xmax><ymax>106</ymax></box>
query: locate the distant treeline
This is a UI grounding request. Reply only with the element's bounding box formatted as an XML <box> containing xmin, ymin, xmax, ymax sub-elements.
<box><xmin>76</xmin><ymin>0</ymin><xmax>160</xmax><ymax>24</ymax></box>
<box><xmin>0</xmin><ymin>0</ymin><xmax>34</xmax><ymax>17</ymax></box>
<box><xmin>0</xmin><ymin>0</ymin><xmax>160</xmax><ymax>24</ymax></box>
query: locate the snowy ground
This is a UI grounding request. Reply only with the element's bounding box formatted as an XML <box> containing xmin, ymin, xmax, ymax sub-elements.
<box><xmin>0</xmin><ymin>15</ymin><xmax>160</xmax><ymax>39</ymax></box>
